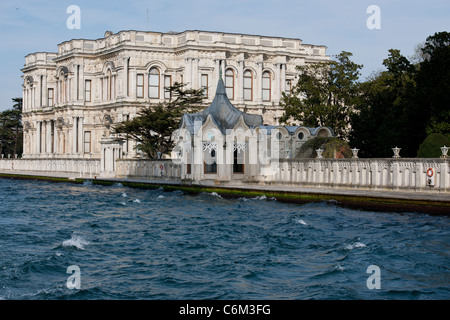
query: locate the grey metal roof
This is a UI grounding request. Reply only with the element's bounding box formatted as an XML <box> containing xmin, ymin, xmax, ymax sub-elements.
<box><xmin>180</xmin><ymin>77</ymin><xmax>263</xmax><ymax>134</ymax></box>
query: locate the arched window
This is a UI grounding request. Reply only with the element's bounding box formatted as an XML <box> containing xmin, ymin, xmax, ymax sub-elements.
<box><xmin>149</xmin><ymin>67</ymin><xmax>160</xmax><ymax>99</ymax></box>
<box><xmin>262</xmin><ymin>71</ymin><xmax>271</xmax><ymax>101</ymax></box>
<box><xmin>243</xmin><ymin>70</ymin><xmax>253</xmax><ymax>101</ymax></box>
<box><xmin>225</xmin><ymin>69</ymin><xmax>234</xmax><ymax>100</ymax></box>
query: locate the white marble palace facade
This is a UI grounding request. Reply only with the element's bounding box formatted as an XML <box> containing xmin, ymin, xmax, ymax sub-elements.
<box><xmin>21</xmin><ymin>30</ymin><xmax>329</xmax><ymax>159</ymax></box>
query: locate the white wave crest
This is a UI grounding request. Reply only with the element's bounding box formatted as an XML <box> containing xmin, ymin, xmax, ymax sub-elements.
<box><xmin>120</xmin><ymin>201</ymin><xmax>127</xmax><ymax>206</ymax></box>
<box><xmin>296</xmin><ymin>219</ymin><xmax>308</xmax><ymax>225</ymax></box>
<box><xmin>345</xmin><ymin>242</ymin><xmax>366</xmax><ymax>250</ymax></box>
<box><xmin>62</xmin><ymin>234</ymin><xmax>90</xmax><ymax>250</ymax></box>
<box><xmin>253</xmin><ymin>195</ymin><xmax>266</xmax><ymax>200</ymax></box>
<box><xmin>157</xmin><ymin>195</ymin><xmax>165</xmax><ymax>199</ymax></box>
<box><xmin>121</xmin><ymin>192</ymin><xmax>127</xmax><ymax>198</ymax></box>
<box><xmin>210</xmin><ymin>192</ymin><xmax>222</xmax><ymax>198</ymax></box>
<box><xmin>133</xmin><ymin>199</ymin><xmax>141</xmax><ymax>203</ymax></box>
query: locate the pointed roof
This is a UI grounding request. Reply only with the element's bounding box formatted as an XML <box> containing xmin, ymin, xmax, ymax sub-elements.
<box><xmin>180</xmin><ymin>77</ymin><xmax>263</xmax><ymax>134</ymax></box>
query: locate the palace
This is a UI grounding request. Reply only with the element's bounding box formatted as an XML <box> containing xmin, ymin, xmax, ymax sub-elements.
<box><xmin>21</xmin><ymin>29</ymin><xmax>329</xmax><ymax>159</ymax></box>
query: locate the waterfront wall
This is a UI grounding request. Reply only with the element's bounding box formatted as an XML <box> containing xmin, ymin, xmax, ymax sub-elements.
<box><xmin>256</xmin><ymin>158</ymin><xmax>449</xmax><ymax>192</ymax></box>
<box><xmin>115</xmin><ymin>159</ymin><xmax>181</xmax><ymax>182</ymax></box>
<box><xmin>1</xmin><ymin>157</ymin><xmax>449</xmax><ymax>193</ymax></box>
<box><xmin>0</xmin><ymin>158</ymin><xmax>101</xmax><ymax>178</ymax></box>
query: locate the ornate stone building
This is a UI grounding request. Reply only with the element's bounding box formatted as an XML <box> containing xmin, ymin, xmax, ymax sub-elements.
<box><xmin>21</xmin><ymin>29</ymin><xmax>329</xmax><ymax>159</ymax></box>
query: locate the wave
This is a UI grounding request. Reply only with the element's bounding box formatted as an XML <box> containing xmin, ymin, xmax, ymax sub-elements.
<box><xmin>296</xmin><ymin>219</ymin><xmax>308</xmax><ymax>226</ymax></box>
<box><xmin>121</xmin><ymin>192</ymin><xmax>127</xmax><ymax>198</ymax></box>
<box><xmin>157</xmin><ymin>195</ymin><xmax>165</xmax><ymax>199</ymax></box>
<box><xmin>210</xmin><ymin>192</ymin><xmax>222</xmax><ymax>199</ymax></box>
<box><xmin>344</xmin><ymin>242</ymin><xmax>367</xmax><ymax>250</ymax></box>
<box><xmin>62</xmin><ymin>234</ymin><xmax>90</xmax><ymax>250</ymax></box>
<box><xmin>133</xmin><ymin>199</ymin><xmax>141</xmax><ymax>203</ymax></box>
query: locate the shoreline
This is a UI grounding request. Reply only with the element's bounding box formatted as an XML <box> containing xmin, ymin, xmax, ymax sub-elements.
<box><xmin>1</xmin><ymin>171</ymin><xmax>449</xmax><ymax>216</ymax></box>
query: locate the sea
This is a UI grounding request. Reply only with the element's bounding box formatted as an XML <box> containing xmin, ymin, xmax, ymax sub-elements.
<box><xmin>0</xmin><ymin>177</ymin><xmax>449</xmax><ymax>300</ymax></box>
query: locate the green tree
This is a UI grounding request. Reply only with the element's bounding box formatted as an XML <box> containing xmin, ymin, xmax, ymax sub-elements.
<box><xmin>280</xmin><ymin>51</ymin><xmax>362</xmax><ymax>140</ymax></box>
<box><xmin>349</xmin><ymin>49</ymin><xmax>423</xmax><ymax>157</ymax></box>
<box><xmin>0</xmin><ymin>98</ymin><xmax>23</xmax><ymax>157</ymax></box>
<box><xmin>114</xmin><ymin>83</ymin><xmax>203</xmax><ymax>159</ymax></box>
<box><xmin>415</xmin><ymin>31</ymin><xmax>450</xmax><ymax>136</ymax></box>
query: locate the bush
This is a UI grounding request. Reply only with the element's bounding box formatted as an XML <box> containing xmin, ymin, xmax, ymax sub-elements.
<box><xmin>296</xmin><ymin>137</ymin><xmax>352</xmax><ymax>158</ymax></box>
<box><xmin>417</xmin><ymin>133</ymin><xmax>450</xmax><ymax>158</ymax></box>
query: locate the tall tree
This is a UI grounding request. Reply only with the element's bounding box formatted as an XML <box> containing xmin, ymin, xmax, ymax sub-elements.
<box><xmin>114</xmin><ymin>83</ymin><xmax>203</xmax><ymax>159</ymax></box>
<box><xmin>349</xmin><ymin>49</ymin><xmax>422</xmax><ymax>157</ymax></box>
<box><xmin>0</xmin><ymin>98</ymin><xmax>23</xmax><ymax>157</ymax></box>
<box><xmin>280</xmin><ymin>51</ymin><xmax>362</xmax><ymax>139</ymax></box>
<box><xmin>415</xmin><ymin>31</ymin><xmax>450</xmax><ymax>136</ymax></box>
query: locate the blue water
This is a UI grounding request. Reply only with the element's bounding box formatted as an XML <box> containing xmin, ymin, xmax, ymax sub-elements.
<box><xmin>0</xmin><ymin>178</ymin><xmax>449</xmax><ymax>300</ymax></box>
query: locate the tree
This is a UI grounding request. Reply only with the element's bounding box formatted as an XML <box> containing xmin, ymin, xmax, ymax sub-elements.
<box><xmin>280</xmin><ymin>51</ymin><xmax>362</xmax><ymax>140</ymax></box>
<box><xmin>114</xmin><ymin>83</ymin><xmax>203</xmax><ymax>159</ymax></box>
<box><xmin>349</xmin><ymin>49</ymin><xmax>422</xmax><ymax>157</ymax></box>
<box><xmin>415</xmin><ymin>31</ymin><xmax>450</xmax><ymax>136</ymax></box>
<box><xmin>0</xmin><ymin>98</ymin><xmax>23</xmax><ymax>157</ymax></box>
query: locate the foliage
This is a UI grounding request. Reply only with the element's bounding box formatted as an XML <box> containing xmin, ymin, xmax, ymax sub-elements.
<box><xmin>280</xmin><ymin>51</ymin><xmax>362</xmax><ymax>140</ymax></box>
<box><xmin>114</xmin><ymin>83</ymin><xmax>203</xmax><ymax>159</ymax></box>
<box><xmin>0</xmin><ymin>98</ymin><xmax>23</xmax><ymax>156</ymax></box>
<box><xmin>415</xmin><ymin>31</ymin><xmax>450</xmax><ymax>136</ymax></box>
<box><xmin>349</xmin><ymin>49</ymin><xmax>422</xmax><ymax>158</ymax></box>
<box><xmin>417</xmin><ymin>133</ymin><xmax>450</xmax><ymax>158</ymax></box>
<box><xmin>296</xmin><ymin>137</ymin><xmax>352</xmax><ymax>159</ymax></box>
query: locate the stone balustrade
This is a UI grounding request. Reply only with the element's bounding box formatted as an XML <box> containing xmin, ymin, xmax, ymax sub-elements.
<box><xmin>0</xmin><ymin>158</ymin><xmax>100</xmax><ymax>178</ymax></box>
<box><xmin>1</xmin><ymin>157</ymin><xmax>448</xmax><ymax>193</ymax></box>
<box><xmin>115</xmin><ymin>159</ymin><xmax>181</xmax><ymax>182</ymax></box>
<box><xmin>257</xmin><ymin>158</ymin><xmax>450</xmax><ymax>192</ymax></box>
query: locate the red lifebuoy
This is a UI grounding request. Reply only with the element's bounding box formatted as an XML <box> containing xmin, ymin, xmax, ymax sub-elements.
<box><xmin>426</xmin><ymin>168</ymin><xmax>434</xmax><ymax>177</ymax></box>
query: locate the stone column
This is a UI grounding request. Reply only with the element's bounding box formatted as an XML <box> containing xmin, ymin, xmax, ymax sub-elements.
<box><xmin>440</xmin><ymin>161</ymin><xmax>448</xmax><ymax>191</ymax></box>
<box><xmin>185</xmin><ymin>57</ymin><xmax>192</xmax><ymax>89</ymax></box>
<box><xmin>281</xmin><ymin>64</ymin><xmax>286</xmax><ymax>95</ymax></box>
<box><xmin>46</xmin><ymin>120</ymin><xmax>51</xmax><ymax>154</ymax></box>
<box><xmin>72</xmin><ymin>117</ymin><xmax>77</xmax><ymax>154</ymax></box>
<box><xmin>237</xmin><ymin>60</ymin><xmax>244</xmax><ymax>103</ymax></box>
<box><xmin>72</xmin><ymin>64</ymin><xmax>78</xmax><ymax>102</ymax></box>
<box><xmin>31</xmin><ymin>87</ymin><xmax>35</xmax><ymax>110</ymax></box>
<box><xmin>42</xmin><ymin>74</ymin><xmax>47</xmax><ymax>107</ymax></box>
<box><xmin>192</xmin><ymin>58</ymin><xmax>199</xmax><ymax>89</ymax></box>
<box><xmin>53</xmin><ymin>121</ymin><xmax>58</xmax><ymax>154</ymax></box>
<box><xmin>214</xmin><ymin>59</ymin><xmax>221</xmax><ymax>93</ymax></box>
<box><xmin>123</xmin><ymin>57</ymin><xmax>129</xmax><ymax>98</ymax></box>
<box><xmin>274</xmin><ymin>63</ymin><xmax>281</xmax><ymax>104</ymax></box>
<box><xmin>23</xmin><ymin>88</ymin><xmax>26</xmax><ymax>112</ymax></box>
<box><xmin>256</xmin><ymin>62</ymin><xmax>263</xmax><ymax>104</ymax></box>
<box><xmin>78</xmin><ymin>117</ymin><xmax>84</xmax><ymax>155</ymax></box>
<box><xmin>129</xmin><ymin>68</ymin><xmax>136</xmax><ymax>99</ymax></box>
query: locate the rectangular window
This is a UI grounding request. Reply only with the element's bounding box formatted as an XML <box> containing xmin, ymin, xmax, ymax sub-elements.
<box><xmin>225</xmin><ymin>70</ymin><xmax>234</xmax><ymax>100</ymax></box>
<box><xmin>233</xmin><ymin>149</ymin><xmax>244</xmax><ymax>174</ymax></box>
<box><xmin>47</xmin><ymin>88</ymin><xmax>54</xmax><ymax>106</ymax></box>
<box><xmin>136</xmin><ymin>74</ymin><xmax>144</xmax><ymax>98</ymax></box>
<box><xmin>85</xmin><ymin>80</ymin><xmax>91</xmax><ymax>102</ymax></box>
<box><xmin>84</xmin><ymin>131</ymin><xmax>91</xmax><ymax>153</ymax></box>
<box><xmin>285</xmin><ymin>80</ymin><xmax>292</xmax><ymax>96</ymax></box>
<box><xmin>201</xmin><ymin>74</ymin><xmax>208</xmax><ymax>98</ymax></box>
<box><xmin>204</xmin><ymin>149</ymin><xmax>217</xmax><ymax>174</ymax></box>
<box><xmin>262</xmin><ymin>74</ymin><xmax>271</xmax><ymax>101</ymax></box>
<box><xmin>164</xmin><ymin>75</ymin><xmax>172</xmax><ymax>99</ymax></box>
<box><xmin>243</xmin><ymin>74</ymin><xmax>252</xmax><ymax>101</ymax></box>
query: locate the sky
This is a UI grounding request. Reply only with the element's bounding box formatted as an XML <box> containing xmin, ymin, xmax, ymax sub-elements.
<box><xmin>0</xmin><ymin>0</ymin><xmax>448</xmax><ymax>111</ymax></box>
